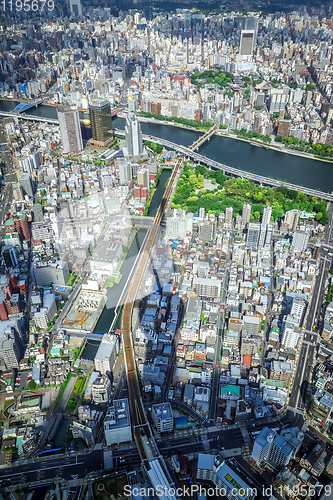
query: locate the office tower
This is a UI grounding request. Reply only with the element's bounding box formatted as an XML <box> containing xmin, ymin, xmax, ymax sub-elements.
<box><xmin>32</xmin><ymin>260</ymin><xmax>70</xmax><ymax>286</ymax></box>
<box><xmin>118</xmin><ymin>161</ymin><xmax>132</xmax><ymax>184</ymax></box>
<box><xmin>124</xmin><ymin>112</ymin><xmax>147</xmax><ymax>161</ymax></box>
<box><xmin>104</xmin><ymin>399</ymin><xmax>132</xmax><ymax>446</ymax></box>
<box><xmin>69</xmin><ymin>0</ymin><xmax>82</xmax><ymax>16</ymax></box>
<box><xmin>262</xmin><ymin>206</ymin><xmax>272</xmax><ymax>225</ymax></box>
<box><xmin>292</xmin><ymin>230</ymin><xmax>309</xmax><ymax>253</ymax></box>
<box><xmin>242</xmin><ymin>203</ymin><xmax>251</xmax><ymax>225</ymax></box>
<box><xmin>57</xmin><ymin>107</ymin><xmax>83</xmax><ymax>155</ymax></box>
<box><xmin>240</xmin><ymin>30</ymin><xmax>255</xmax><ymax>56</ymax></box>
<box><xmin>199</xmin><ymin>207</ymin><xmax>205</xmax><ymax>219</ymax></box>
<box><xmin>137</xmin><ymin>168</ymin><xmax>149</xmax><ymax>188</ymax></box>
<box><xmin>19</xmin><ymin>172</ymin><xmax>34</xmax><ymax>197</ymax></box>
<box><xmin>89</xmin><ymin>99</ymin><xmax>113</xmax><ymax>148</ymax></box>
<box><xmin>246</xmin><ymin>223</ymin><xmax>260</xmax><ymax>248</ymax></box>
<box><xmin>284</xmin><ymin>209</ymin><xmax>300</xmax><ymax>231</ymax></box>
<box><xmin>225</xmin><ymin>207</ymin><xmax>233</xmax><ymax>222</ymax></box>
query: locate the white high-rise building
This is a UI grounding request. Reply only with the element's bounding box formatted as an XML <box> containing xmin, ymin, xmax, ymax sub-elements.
<box><xmin>69</xmin><ymin>0</ymin><xmax>82</xmax><ymax>16</ymax></box>
<box><xmin>242</xmin><ymin>203</ymin><xmax>251</xmax><ymax>225</ymax></box>
<box><xmin>251</xmin><ymin>426</ymin><xmax>295</xmax><ymax>470</ymax></box>
<box><xmin>284</xmin><ymin>209</ymin><xmax>300</xmax><ymax>231</ymax></box>
<box><xmin>225</xmin><ymin>207</ymin><xmax>233</xmax><ymax>222</ymax></box>
<box><xmin>262</xmin><ymin>206</ymin><xmax>272</xmax><ymax>225</ymax></box>
<box><xmin>57</xmin><ymin>107</ymin><xmax>83</xmax><ymax>154</ymax></box>
<box><xmin>166</xmin><ymin>210</ymin><xmax>193</xmax><ymax>240</ymax></box>
<box><xmin>94</xmin><ymin>333</ymin><xmax>119</xmax><ymax>375</ymax></box>
<box><xmin>104</xmin><ymin>399</ymin><xmax>132</xmax><ymax>446</ymax></box>
<box><xmin>292</xmin><ymin>230</ymin><xmax>309</xmax><ymax>253</ymax></box>
<box><xmin>118</xmin><ymin>161</ymin><xmax>132</xmax><ymax>184</ymax></box>
<box><xmin>124</xmin><ymin>112</ymin><xmax>147</xmax><ymax>160</ymax></box>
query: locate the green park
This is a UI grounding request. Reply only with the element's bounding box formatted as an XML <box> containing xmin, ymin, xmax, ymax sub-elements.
<box><xmin>171</xmin><ymin>162</ymin><xmax>329</xmax><ymax>223</ymax></box>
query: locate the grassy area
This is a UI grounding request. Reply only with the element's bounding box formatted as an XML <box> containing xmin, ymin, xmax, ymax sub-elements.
<box><xmin>4</xmin><ymin>399</ymin><xmax>14</xmax><ymax>410</ymax></box>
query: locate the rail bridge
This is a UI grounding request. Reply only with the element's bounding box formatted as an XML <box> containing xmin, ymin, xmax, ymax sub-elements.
<box><xmin>189</xmin><ymin>123</ymin><xmax>219</xmax><ymax>151</ymax></box>
<box><xmin>115</xmin><ymin>128</ymin><xmax>333</xmax><ymax>201</ymax></box>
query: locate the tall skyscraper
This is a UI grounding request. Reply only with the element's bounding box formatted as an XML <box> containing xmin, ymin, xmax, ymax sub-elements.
<box><xmin>89</xmin><ymin>99</ymin><xmax>113</xmax><ymax>148</ymax></box>
<box><xmin>262</xmin><ymin>206</ymin><xmax>272</xmax><ymax>225</ymax></box>
<box><xmin>57</xmin><ymin>107</ymin><xmax>83</xmax><ymax>155</ymax></box>
<box><xmin>124</xmin><ymin>112</ymin><xmax>147</xmax><ymax>160</ymax></box>
<box><xmin>240</xmin><ymin>30</ymin><xmax>255</xmax><ymax>56</ymax></box>
<box><xmin>242</xmin><ymin>203</ymin><xmax>251</xmax><ymax>225</ymax></box>
<box><xmin>69</xmin><ymin>0</ymin><xmax>82</xmax><ymax>16</ymax></box>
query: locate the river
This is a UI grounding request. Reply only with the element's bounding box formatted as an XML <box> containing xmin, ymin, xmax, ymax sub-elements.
<box><xmin>0</xmin><ymin>100</ymin><xmax>330</xmax><ymax>191</ymax></box>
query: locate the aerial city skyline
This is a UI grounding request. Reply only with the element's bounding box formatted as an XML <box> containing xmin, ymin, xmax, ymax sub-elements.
<box><xmin>0</xmin><ymin>2</ymin><xmax>332</xmax><ymax>499</ymax></box>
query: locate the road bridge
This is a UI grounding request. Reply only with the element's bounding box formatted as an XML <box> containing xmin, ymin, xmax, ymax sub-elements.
<box><xmin>189</xmin><ymin>123</ymin><xmax>219</xmax><ymax>151</ymax></box>
<box><xmin>13</xmin><ymin>98</ymin><xmax>44</xmax><ymax>114</ymax></box>
<box><xmin>121</xmin><ymin>156</ymin><xmax>182</xmax><ymax>463</ymax></box>
<box><xmin>114</xmin><ymin>128</ymin><xmax>333</xmax><ymax>201</ymax></box>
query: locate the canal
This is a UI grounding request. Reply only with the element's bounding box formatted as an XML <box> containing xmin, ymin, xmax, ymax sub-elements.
<box><xmin>0</xmin><ymin>100</ymin><xmax>331</xmax><ymax>192</ymax></box>
<box><xmin>147</xmin><ymin>168</ymin><xmax>172</xmax><ymax>217</ymax></box>
<box><xmin>93</xmin><ymin>228</ymin><xmax>147</xmax><ymax>334</ymax></box>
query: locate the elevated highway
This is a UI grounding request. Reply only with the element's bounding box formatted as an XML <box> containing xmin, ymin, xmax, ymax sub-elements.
<box><xmin>0</xmin><ymin>110</ymin><xmax>58</xmax><ymax>124</ymax></box>
<box><xmin>115</xmin><ymin>128</ymin><xmax>333</xmax><ymax>201</ymax></box>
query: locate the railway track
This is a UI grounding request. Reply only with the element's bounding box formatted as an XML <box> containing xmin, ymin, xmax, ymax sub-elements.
<box><xmin>121</xmin><ymin>157</ymin><xmax>182</xmax><ymax>461</ymax></box>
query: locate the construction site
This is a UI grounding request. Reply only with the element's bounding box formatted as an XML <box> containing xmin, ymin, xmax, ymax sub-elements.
<box><xmin>61</xmin><ymin>289</ymin><xmax>107</xmax><ymax>332</ymax></box>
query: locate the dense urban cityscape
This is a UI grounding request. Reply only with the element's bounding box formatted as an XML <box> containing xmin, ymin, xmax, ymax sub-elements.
<box><xmin>0</xmin><ymin>1</ymin><xmax>333</xmax><ymax>500</ymax></box>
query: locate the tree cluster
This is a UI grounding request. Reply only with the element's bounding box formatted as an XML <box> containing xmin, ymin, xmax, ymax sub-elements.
<box><xmin>190</xmin><ymin>70</ymin><xmax>234</xmax><ymax>89</ymax></box>
<box><xmin>171</xmin><ymin>163</ymin><xmax>328</xmax><ymax>223</ymax></box>
<box><xmin>140</xmin><ymin>112</ymin><xmax>213</xmax><ymax>130</ymax></box>
<box><xmin>236</xmin><ymin>128</ymin><xmax>272</xmax><ymax>143</ymax></box>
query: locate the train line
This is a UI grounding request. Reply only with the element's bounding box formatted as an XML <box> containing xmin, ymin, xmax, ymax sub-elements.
<box><xmin>121</xmin><ymin>156</ymin><xmax>182</xmax><ymax>461</ymax></box>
